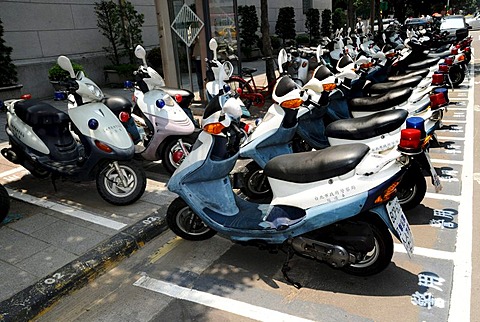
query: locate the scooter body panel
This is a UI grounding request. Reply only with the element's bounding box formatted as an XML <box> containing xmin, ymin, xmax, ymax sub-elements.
<box><xmin>69</xmin><ymin>102</ymin><xmax>133</xmax><ymax>150</ymax></box>
<box><xmin>6</xmin><ymin>112</ymin><xmax>50</xmax><ymax>155</ymax></box>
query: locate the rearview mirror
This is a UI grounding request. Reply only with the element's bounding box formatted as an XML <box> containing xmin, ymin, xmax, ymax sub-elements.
<box><xmin>134</xmin><ymin>45</ymin><xmax>147</xmax><ymax>66</ymax></box>
<box><xmin>57</xmin><ymin>56</ymin><xmax>75</xmax><ymax>79</ymax></box>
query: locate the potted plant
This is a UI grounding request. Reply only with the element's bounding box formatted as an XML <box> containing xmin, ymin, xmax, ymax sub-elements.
<box><xmin>94</xmin><ymin>0</ymin><xmax>144</xmax><ymax>85</ymax></box>
<box><xmin>0</xmin><ymin>18</ymin><xmax>22</xmax><ymax>101</ymax></box>
<box><xmin>48</xmin><ymin>61</ymin><xmax>85</xmax><ymax>90</ymax></box>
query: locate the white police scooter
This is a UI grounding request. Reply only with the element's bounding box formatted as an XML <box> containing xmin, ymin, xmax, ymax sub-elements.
<box><xmin>1</xmin><ymin>56</ymin><xmax>146</xmax><ymax>205</ymax></box>
<box><xmin>166</xmin><ymin>83</ymin><xmax>416</xmax><ymax>286</ymax></box>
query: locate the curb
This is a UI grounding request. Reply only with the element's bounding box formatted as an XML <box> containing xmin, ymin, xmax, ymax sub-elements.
<box><xmin>0</xmin><ymin>215</ymin><xmax>168</xmax><ymax>321</ymax></box>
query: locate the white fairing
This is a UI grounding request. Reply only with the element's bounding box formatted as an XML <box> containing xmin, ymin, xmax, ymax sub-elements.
<box><xmin>223</xmin><ymin>96</ymin><xmax>243</xmax><ymax>119</ymax></box>
<box><xmin>68</xmin><ymin>102</ymin><xmax>132</xmax><ymax>149</ymax></box>
<box><xmin>73</xmin><ymin>75</ymin><xmax>104</xmax><ymax>104</ymax></box>
<box><xmin>328</xmin><ymin>130</ymin><xmax>402</xmax><ymax>153</ymax></box>
<box><xmin>144</xmin><ymin>67</ymin><xmax>166</xmax><ymax>89</ymax></box>
<box><xmin>269</xmin><ymin>152</ymin><xmax>402</xmax><ymax>209</ymax></box>
<box><xmin>135</xmin><ymin>90</ymin><xmax>192</xmax><ymax>122</ymax></box>
<box><xmin>6</xmin><ymin>111</ymin><xmax>49</xmax><ymax>154</ymax></box>
<box><xmin>242</xmin><ymin>104</ymin><xmax>284</xmax><ymax>145</ymax></box>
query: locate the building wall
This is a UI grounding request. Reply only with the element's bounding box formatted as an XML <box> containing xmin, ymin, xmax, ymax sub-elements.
<box><xmin>0</xmin><ymin>0</ymin><xmax>158</xmax><ymax>98</ymax></box>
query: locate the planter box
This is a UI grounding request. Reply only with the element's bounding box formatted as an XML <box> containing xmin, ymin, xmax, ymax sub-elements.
<box><xmin>0</xmin><ymin>84</ymin><xmax>23</xmax><ymax>101</ymax></box>
<box><xmin>104</xmin><ymin>70</ymin><xmax>131</xmax><ymax>87</ymax></box>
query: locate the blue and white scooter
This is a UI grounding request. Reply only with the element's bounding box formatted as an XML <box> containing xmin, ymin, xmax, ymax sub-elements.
<box><xmin>166</xmin><ymin>85</ymin><xmax>417</xmax><ymax>285</ymax></box>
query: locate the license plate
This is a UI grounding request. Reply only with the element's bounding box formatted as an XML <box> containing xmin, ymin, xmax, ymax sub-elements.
<box><xmin>386</xmin><ymin>197</ymin><xmax>414</xmax><ymax>257</ymax></box>
<box><xmin>424</xmin><ymin>152</ymin><xmax>442</xmax><ymax>192</ymax></box>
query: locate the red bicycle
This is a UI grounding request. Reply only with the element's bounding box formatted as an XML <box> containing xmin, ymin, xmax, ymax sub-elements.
<box><xmin>226</xmin><ymin>57</ymin><xmax>281</xmax><ymax>109</ymax></box>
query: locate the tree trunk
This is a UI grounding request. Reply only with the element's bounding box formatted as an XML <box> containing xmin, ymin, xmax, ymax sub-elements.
<box><xmin>260</xmin><ymin>0</ymin><xmax>276</xmax><ymax>92</ymax></box>
<box><xmin>370</xmin><ymin>0</ymin><xmax>375</xmax><ymax>34</ymax></box>
<box><xmin>347</xmin><ymin>0</ymin><xmax>355</xmax><ymax>31</ymax></box>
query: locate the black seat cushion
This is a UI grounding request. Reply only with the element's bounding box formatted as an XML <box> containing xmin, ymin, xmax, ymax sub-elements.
<box><xmin>14</xmin><ymin>100</ymin><xmax>69</xmax><ymax>127</ymax></box>
<box><xmin>407</xmin><ymin>57</ymin><xmax>441</xmax><ymax>70</ymax></box>
<box><xmin>326</xmin><ymin>109</ymin><xmax>408</xmax><ymax>140</ymax></box>
<box><xmin>241</xmin><ymin>67</ymin><xmax>257</xmax><ymax>75</ymax></box>
<box><xmin>349</xmin><ymin>87</ymin><xmax>413</xmax><ymax>112</ymax></box>
<box><xmin>102</xmin><ymin>96</ymin><xmax>132</xmax><ymax>116</ymax></box>
<box><xmin>368</xmin><ymin>76</ymin><xmax>422</xmax><ymax>95</ymax></box>
<box><xmin>387</xmin><ymin>69</ymin><xmax>429</xmax><ymax>81</ymax></box>
<box><xmin>264</xmin><ymin>144</ymin><xmax>370</xmax><ymax>184</ymax></box>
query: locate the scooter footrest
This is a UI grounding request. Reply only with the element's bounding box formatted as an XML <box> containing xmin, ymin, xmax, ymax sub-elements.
<box><xmin>264</xmin><ymin>205</ymin><xmax>305</xmax><ymax>230</ymax></box>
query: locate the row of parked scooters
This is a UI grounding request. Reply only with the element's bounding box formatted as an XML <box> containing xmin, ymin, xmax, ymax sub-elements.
<box><xmin>0</xmin><ymin>21</ymin><xmax>472</xmax><ymax>284</ymax></box>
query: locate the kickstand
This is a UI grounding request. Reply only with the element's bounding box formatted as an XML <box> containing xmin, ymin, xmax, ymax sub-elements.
<box><xmin>51</xmin><ymin>176</ymin><xmax>58</xmax><ymax>192</ymax></box>
<box><xmin>281</xmin><ymin>247</ymin><xmax>302</xmax><ymax>289</ymax></box>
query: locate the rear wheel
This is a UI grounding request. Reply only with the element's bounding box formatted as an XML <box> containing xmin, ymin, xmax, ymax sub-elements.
<box><xmin>0</xmin><ymin>184</ymin><xmax>10</xmax><ymax>223</ymax></box>
<box><xmin>166</xmin><ymin>197</ymin><xmax>216</xmax><ymax>241</ymax></box>
<box><xmin>396</xmin><ymin>163</ymin><xmax>427</xmax><ymax>211</ymax></box>
<box><xmin>449</xmin><ymin>65</ymin><xmax>465</xmax><ymax>87</ymax></box>
<box><xmin>240</xmin><ymin>161</ymin><xmax>273</xmax><ymax>201</ymax></box>
<box><xmin>343</xmin><ymin>222</ymin><xmax>393</xmax><ymax>276</ymax></box>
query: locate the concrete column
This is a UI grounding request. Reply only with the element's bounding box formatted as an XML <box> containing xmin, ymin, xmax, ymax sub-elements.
<box><xmin>154</xmin><ymin>0</ymin><xmax>178</xmax><ymax>87</ymax></box>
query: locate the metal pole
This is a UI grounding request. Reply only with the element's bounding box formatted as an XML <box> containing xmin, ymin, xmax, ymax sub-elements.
<box><xmin>233</xmin><ymin>0</ymin><xmax>242</xmax><ymax>76</ymax></box>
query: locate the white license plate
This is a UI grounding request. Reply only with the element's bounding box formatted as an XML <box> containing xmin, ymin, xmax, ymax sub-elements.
<box><xmin>386</xmin><ymin>197</ymin><xmax>414</xmax><ymax>257</ymax></box>
<box><xmin>425</xmin><ymin>152</ymin><xmax>442</xmax><ymax>193</ymax></box>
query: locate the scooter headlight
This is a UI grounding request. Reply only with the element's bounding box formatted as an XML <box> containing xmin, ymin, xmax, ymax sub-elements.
<box><xmin>86</xmin><ymin>83</ymin><xmax>103</xmax><ymax>99</ymax></box>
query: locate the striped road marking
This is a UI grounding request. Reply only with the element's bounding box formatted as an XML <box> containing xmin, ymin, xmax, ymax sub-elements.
<box><xmin>134</xmin><ymin>275</ymin><xmax>315</xmax><ymax>322</ymax></box>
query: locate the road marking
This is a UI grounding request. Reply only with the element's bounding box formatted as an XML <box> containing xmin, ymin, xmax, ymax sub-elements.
<box><xmin>430</xmin><ymin>158</ymin><xmax>464</xmax><ymax>165</ymax></box>
<box><xmin>6</xmin><ymin>188</ymin><xmax>127</xmax><ymax>230</ymax></box>
<box><xmin>442</xmin><ymin>119</ymin><xmax>467</xmax><ymax>123</ymax></box>
<box><xmin>394</xmin><ymin>244</ymin><xmax>455</xmax><ymax>261</ymax></box>
<box><xmin>448</xmin><ymin>59</ymin><xmax>474</xmax><ymax>322</ymax></box>
<box><xmin>0</xmin><ymin>166</ymin><xmax>27</xmax><ymax>178</ymax></box>
<box><xmin>450</xmin><ymin>97</ymin><xmax>469</xmax><ymax>101</ymax></box>
<box><xmin>445</xmin><ymin>107</ymin><xmax>467</xmax><ymax>111</ymax></box>
<box><xmin>134</xmin><ymin>275</ymin><xmax>315</xmax><ymax>322</ymax></box>
<box><xmin>424</xmin><ymin>192</ymin><xmax>463</xmax><ymax>202</ymax></box>
<box><xmin>148</xmin><ymin>236</ymin><xmax>183</xmax><ymax>264</ymax></box>
<box><xmin>436</xmin><ymin>136</ymin><xmax>465</xmax><ymax>141</ymax></box>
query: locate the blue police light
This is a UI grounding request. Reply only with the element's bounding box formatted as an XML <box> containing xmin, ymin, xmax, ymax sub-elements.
<box><xmin>406</xmin><ymin>117</ymin><xmax>425</xmax><ymax>137</ymax></box>
<box><xmin>223</xmin><ymin>84</ymin><xmax>231</xmax><ymax>93</ymax></box>
<box><xmin>156</xmin><ymin>99</ymin><xmax>165</xmax><ymax>109</ymax></box>
<box><xmin>255</xmin><ymin>118</ymin><xmax>262</xmax><ymax>126</ymax></box>
<box><xmin>124</xmin><ymin>80</ymin><xmax>134</xmax><ymax>89</ymax></box>
<box><xmin>88</xmin><ymin>118</ymin><xmax>99</xmax><ymax>130</ymax></box>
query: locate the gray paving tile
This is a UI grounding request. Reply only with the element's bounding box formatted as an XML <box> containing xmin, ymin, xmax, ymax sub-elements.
<box><xmin>0</xmin><ymin>260</ymin><xmax>38</xmax><ymax>301</ymax></box>
<box><xmin>16</xmin><ymin>245</ymin><xmax>78</xmax><ymax>278</ymax></box>
<box><xmin>0</xmin><ymin>227</ymin><xmax>49</xmax><ymax>264</ymax></box>
<box><xmin>8</xmin><ymin>213</ymin><xmax>59</xmax><ymax>234</ymax></box>
<box><xmin>30</xmin><ymin>220</ymin><xmax>109</xmax><ymax>255</ymax></box>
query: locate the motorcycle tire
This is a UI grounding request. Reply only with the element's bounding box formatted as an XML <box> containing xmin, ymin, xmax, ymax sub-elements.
<box><xmin>166</xmin><ymin>197</ymin><xmax>217</xmax><ymax>241</ymax></box>
<box><xmin>396</xmin><ymin>163</ymin><xmax>427</xmax><ymax>211</ymax></box>
<box><xmin>342</xmin><ymin>221</ymin><xmax>393</xmax><ymax>276</ymax></box>
<box><xmin>449</xmin><ymin>65</ymin><xmax>465</xmax><ymax>88</ymax></box>
<box><xmin>161</xmin><ymin>135</ymin><xmax>197</xmax><ymax>175</ymax></box>
<box><xmin>240</xmin><ymin>161</ymin><xmax>273</xmax><ymax>201</ymax></box>
<box><xmin>96</xmin><ymin>160</ymin><xmax>146</xmax><ymax>206</ymax></box>
<box><xmin>0</xmin><ymin>184</ymin><xmax>10</xmax><ymax>223</ymax></box>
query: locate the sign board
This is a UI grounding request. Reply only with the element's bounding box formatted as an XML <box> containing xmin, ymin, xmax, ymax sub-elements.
<box><xmin>171</xmin><ymin>4</ymin><xmax>204</xmax><ymax>47</ymax></box>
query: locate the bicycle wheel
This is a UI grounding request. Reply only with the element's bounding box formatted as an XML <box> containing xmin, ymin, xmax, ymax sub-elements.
<box><xmin>226</xmin><ymin>77</ymin><xmax>261</xmax><ymax>109</ymax></box>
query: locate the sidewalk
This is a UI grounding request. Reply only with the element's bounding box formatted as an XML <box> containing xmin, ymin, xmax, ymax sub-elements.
<box><xmin>0</xmin><ymin>61</ymin><xmax>271</xmax><ymax>320</ymax></box>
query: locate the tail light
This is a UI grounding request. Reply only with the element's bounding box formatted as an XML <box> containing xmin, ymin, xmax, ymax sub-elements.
<box><xmin>175</xmin><ymin>94</ymin><xmax>183</xmax><ymax>103</ymax></box>
<box><xmin>119</xmin><ymin>111</ymin><xmax>130</xmax><ymax>123</ymax></box>
<box><xmin>451</xmin><ymin>48</ymin><xmax>458</xmax><ymax>55</ymax></box>
<box><xmin>445</xmin><ymin>57</ymin><xmax>453</xmax><ymax>66</ymax></box>
<box><xmin>429</xmin><ymin>93</ymin><xmax>447</xmax><ymax>110</ymax></box>
<box><xmin>398</xmin><ymin>128</ymin><xmax>422</xmax><ymax>153</ymax></box>
<box><xmin>464</xmin><ymin>47</ymin><xmax>471</xmax><ymax>53</ymax></box>
<box><xmin>236</xmin><ymin>87</ymin><xmax>243</xmax><ymax>95</ymax></box>
<box><xmin>438</xmin><ymin>64</ymin><xmax>449</xmax><ymax>72</ymax></box>
<box><xmin>21</xmin><ymin>94</ymin><xmax>32</xmax><ymax>100</ymax></box>
<box><xmin>95</xmin><ymin>140</ymin><xmax>113</xmax><ymax>153</ymax></box>
<box><xmin>431</xmin><ymin>73</ymin><xmax>444</xmax><ymax>85</ymax></box>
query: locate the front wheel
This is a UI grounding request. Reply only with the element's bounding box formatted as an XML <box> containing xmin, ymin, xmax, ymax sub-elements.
<box><xmin>0</xmin><ymin>184</ymin><xmax>10</xmax><ymax>223</ymax></box>
<box><xmin>96</xmin><ymin>160</ymin><xmax>146</xmax><ymax>205</ymax></box>
<box><xmin>343</xmin><ymin>223</ymin><xmax>393</xmax><ymax>276</ymax></box>
<box><xmin>240</xmin><ymin>161</ymin><xmax>273</xmax><ymax>201</ymax></box>
<box><xmin>161</xmin><ymin>135</ymin><xmax>197</xmax><ymax>175</ymax></box>
<box><xmin>166</xmin><ymin>197</ymin><xmax>216</xmax><ymax>241</ymax></box>
<box><xmin>396</xmin><ymin>163</ymin><xmax>427</xmax><ymax>211</ymax></box>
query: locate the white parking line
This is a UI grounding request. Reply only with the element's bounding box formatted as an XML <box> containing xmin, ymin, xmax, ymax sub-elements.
<box><xmin>134</xmin><ymin>275</ymin><xmax>315</xmax><ymax>322</ymax></box>
<box><xmin>436</xmin><ymin>136</ymin><xmax>465</xmax><ymax>141</ymax></box>
<box><xmin>442</xmin><ymin>119</ymin><xmax>467</xmax><ymax>123</ymax></box>
<box><xmin>430</xmin><ymin>158</ymin><xmax>464</xmax><ymax>165</ymax></box>
<box><xmin>447</xmin><ymin>59</ymin><xmax>474</xmax><ymax>322</ymax></box>
<box><xmin>0</xmin><ymin>166</ymin><xmax>27</xmax><ymax>177</ymax></box>
<box><xmin>394</xmin><ymin>244</ymin><xmax>455</xmax><ymax>261</ymax></box>
<box><xmin>424</xmin><ymin>192</ymin><xmax>463</xmax><ymax>202</ymax></box>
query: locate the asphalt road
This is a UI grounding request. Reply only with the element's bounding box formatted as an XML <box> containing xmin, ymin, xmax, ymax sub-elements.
<box><xmin>1</xmin><ymin>32</ymin><xmax>479</xmax><ymax>322</ymax></box>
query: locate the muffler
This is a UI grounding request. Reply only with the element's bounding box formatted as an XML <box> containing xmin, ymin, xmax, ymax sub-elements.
<box><xmin>1</xmin><ymin>148</ymin><xmax>20</xmax><ymax>164</ymax></box>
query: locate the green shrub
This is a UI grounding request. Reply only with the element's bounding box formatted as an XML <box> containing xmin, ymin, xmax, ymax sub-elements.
<box><xmin>295</xmin><ymin>34</ymin><xmax>310</xmax><ymax>45</ymax></box>
<box><xmin>103</xmin><ymin>63</ymin><xmax>137</xmax><ymax>77</ymax></box>
<box><xmin>146</xmin><ymin>47</ymin><xmax>163</xmax><ymax>75</ymax></box>
<box><xmin>48</xmin><ymin>62</ymin><xmax>85</xmax><ymax>81</ymax></box>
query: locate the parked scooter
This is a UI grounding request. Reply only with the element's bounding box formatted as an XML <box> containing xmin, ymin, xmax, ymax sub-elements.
<box><xmin>122</xmin><ymin>45</ymin><xmax>199</xmax><ymax>174</ymax></box>
<box><xmin>0</xmin><ymin>183</ymin><xmax>10</xmax><ymax>223</ymax></box>
<box><xmin>166</xmin><ymin>84</ymin><xmax>416</xmax><ymax>284</ymax></box>
<box><xmin>1</xmin><ymin>56</ymin><xmax>146</xmax><ymax>205</ymax></box>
